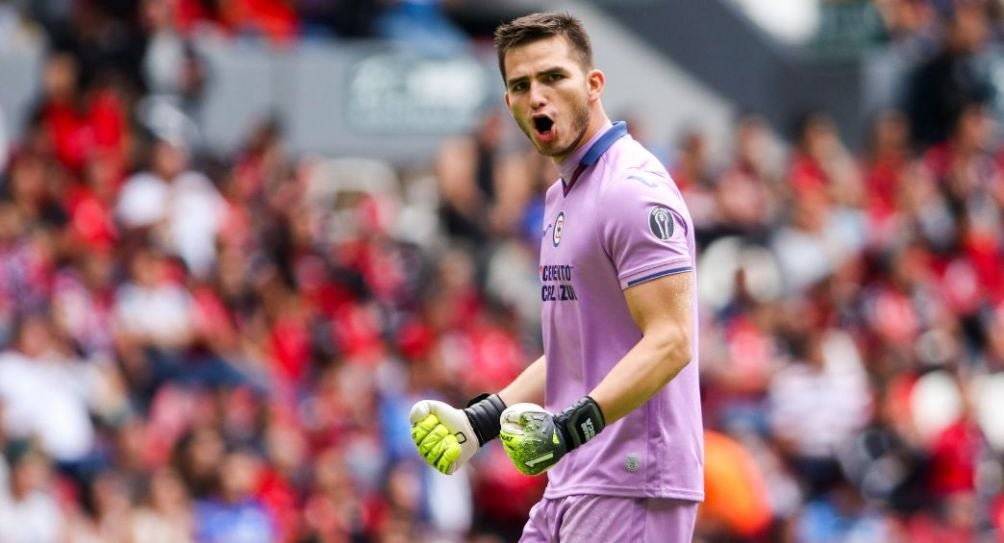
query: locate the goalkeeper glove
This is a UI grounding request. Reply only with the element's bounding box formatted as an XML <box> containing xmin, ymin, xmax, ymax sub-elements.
<box><xmin>409</xmin><ymin>393</ymin><xmax>506</xmax><ymax>475</ymax></box>
<box><xmin>499</xmin><ymin>396</ymin><xmax>606</xmax><ymax>476</ymax></box>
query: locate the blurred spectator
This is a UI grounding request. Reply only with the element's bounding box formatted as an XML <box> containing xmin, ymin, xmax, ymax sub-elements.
<box><xmin>924</xmin><ymin>102</ymin><xmax>1004</xmax><ymax>304</ymax></box>
<box><xmin>116</xmin><ymin>136</ymin><xmax>225</xmax><ymax>278</ymax></box>
<box><xmin>49</xmin><ymin>1</ymin><xmax>146</xmax><ymax>95</ymax></box>
<box><xmin>861</xmin><ymin>109</ymin><xmax>913</xmax><ymax>248</ymax></box>
<box><xmin>67</xmin><ymin>152</ymin><xmax>121</xmax><ymax>252</ymax></box>
<box><xmin>714</xmin><ymin>114</ymin><xmax>784</xmax><ymax>238</ymax></box>
<box><xmin>114</xmin><ymin>247</ymin><xmax>196</xmax><ymax>397</ymax></box>
<box><xmin>671</xmin><ymin>128</ymin><xmax>719</xmax><ymax>236</ymax></box>
<box><xmin>51</xmin><ymin>248</ymin><xmax>119</xmax><ymax>369</ymax></box>
<box><xmin>193</xmin><ymin>448</ymin><xmax>277</xmax><ymax>542</ymax></box>
<box><xmin>772</xmin><ymin>114</ymin><xmax>869</xmax><ymax>293</ymax></box>
<box><xmin>173</xmin><ymin>426</ymin><xmax>225</xmax><ymax>501</ymax></box>
<box><xmin>0</xmin><ymin>188</ymin><xmax>60</xmax><ymax>334</ymax></box>
<box><xmin>906</xmin><ymin>2</ymin><xmax>996</xmax><ymax>147</ymax></box>
<box><xmin>258</xmin><ymin>416</ymin><xmax>308</xmax><ymax>541</ymax></box>
<box><xmin>840</xmin><ymin>385</ymin><xmax>929</xmax><ymax>513</ymax></box>
<box><xmin>876</xmin><ymin>0</ymin><xmax>938</xmax><ymax>45</ymax></box>
<box><xmin>5</xmin><ymin>150</ymin><xmax>69</xmax><ymax>232</ymax></box>
<box><xmin>302</xmin><ymin>446</ymin><xmax>371</xmax><ymax>541</ymax></box>
<box><xmin>67</xmin><ymin>468</ymin><xmax>135</xmax><ymax>542</ymax></box>
<box><xmin>32</xmin><ymin>52</ymin><xmax>88</xmax><ymax>173</ymax></box>
<box><xmin>787</xmin><ymin>112</ymin><xmax>864</xmax><ymax>207</ymax></box>
<box><xmin>768</xmin><ymin>329</ymin><xmax>872</xmax><ymax>498</ymax></box>
<box><xmin>770</xmin><ymin>192</ymin><xmax>844</xmax><ymax>293</ymax></box>
<box><xmin>792</xmin><ymin>479</ymin><xmax>896</xmax><ymax>542</ymax></box>
<box><xmin>0</xmin><ymin>313</ymin><xmax>97</xmax><ymax>463</ymax></box>
<box><xmin>436</xmin><ymin>109</ymin><xmax>531</xmax><ymax>247</ymax></box>
<box><xmin>143</xmin><ymin>0</ymin><xmax>186</xmax><ymax>94</ymax></box>
<box><xmin>131</xmin><ymin>467</ymin><xmax>195</xmax><ymax>543</ymax></box>
<box><xmin>141</xmin><ymin>0</ymin><xmax>208</xmax><ymax>117</ymax></box>
<box><xmin>0</xmin><ymin>442</ymin><xmax>65</xmax><ymax>542</ymax></box>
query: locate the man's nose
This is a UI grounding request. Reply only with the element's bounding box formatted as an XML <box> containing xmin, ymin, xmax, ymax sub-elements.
<box><xmin>529</xmin><ymin>83</ymin><xmax>547</xmax><ymax>109</ymax></box>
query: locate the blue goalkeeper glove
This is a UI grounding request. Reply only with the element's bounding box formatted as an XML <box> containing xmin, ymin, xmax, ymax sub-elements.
<box><xmin>409</xmin><ymin>393</ymin><xmax>506</xmax><ymax>475</ymax></box>
<box><xmin>499</xmin><ymin>396</ymin><xmax>606</xmax><ymax>476</ymax></box>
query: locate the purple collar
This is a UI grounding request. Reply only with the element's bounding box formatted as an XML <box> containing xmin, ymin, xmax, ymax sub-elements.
<box><xmin>558</xmin><ymin>121</ymin><xmax>628</xmax><ymax>196</ymax></box>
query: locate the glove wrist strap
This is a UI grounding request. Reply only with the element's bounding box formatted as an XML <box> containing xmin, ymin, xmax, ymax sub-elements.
<box><xmin>556</xmin><ymin>396</ymin><xmax>606</xmax><ymax>451</ymax></box>
<box><xmin>464</xmin><ymin>393</ymin><xmax>506</xmax><ymax>446</ymax></box>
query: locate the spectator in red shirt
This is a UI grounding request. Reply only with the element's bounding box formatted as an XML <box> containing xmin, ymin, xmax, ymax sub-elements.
<box><xmin>787</xmin><ymin>112</ymin><xmax>863</xmax><ymax>207</ymax></box>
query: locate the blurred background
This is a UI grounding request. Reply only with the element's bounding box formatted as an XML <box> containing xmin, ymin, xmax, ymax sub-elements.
<box><xmin>0</xmin><ymin>0</ymin><xmax>1002</xmax><ymax>541</ymax></box>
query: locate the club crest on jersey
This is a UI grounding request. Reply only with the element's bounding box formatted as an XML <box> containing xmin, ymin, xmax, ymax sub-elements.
<box><xmin>649</xmin><ymin>206</ymin><xmax>674</xmax><ymax>241</ymax></box>
<box><xmin>552</xmin><ymin>212</ymin><xmax>565</xmax><ymax>247</ymax></box>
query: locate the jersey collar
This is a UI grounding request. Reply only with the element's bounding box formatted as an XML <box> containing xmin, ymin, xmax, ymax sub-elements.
<box><xmin>559</xmin><ymin>121</ymin><xmax>628</xmax><ymax>197</ymax></box>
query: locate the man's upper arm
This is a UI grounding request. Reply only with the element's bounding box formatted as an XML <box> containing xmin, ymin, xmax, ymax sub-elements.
<box><xmin>624</xmin><ymin>271</ymin><xmax>693</xmax><ymax>346</ymax></box>
<box><xmin>599</xmin><ymin>166</ymin><xmax>696</xmax><ymax>349</ymax></box>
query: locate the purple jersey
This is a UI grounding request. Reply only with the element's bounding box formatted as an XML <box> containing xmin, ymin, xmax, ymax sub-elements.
<box><xmin>539</xmin><ymin>121</ymin><xmax>703</xmax><ymax>501</ymax></box>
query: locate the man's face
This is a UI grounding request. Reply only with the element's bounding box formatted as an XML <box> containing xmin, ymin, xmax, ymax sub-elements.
<box><xmin>503</xmin><ymin>36</ymin><xmax>595</xmax><ymax>163</ymax></box>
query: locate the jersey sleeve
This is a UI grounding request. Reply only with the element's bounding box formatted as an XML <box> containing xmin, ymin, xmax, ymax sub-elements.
<box><xmin>598</xmin><ymin>170</ymin><xmax>694</xmax><ymax>290</ymax></box>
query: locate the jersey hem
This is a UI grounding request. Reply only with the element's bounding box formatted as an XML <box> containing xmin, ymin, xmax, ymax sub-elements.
<box><xmin>542</xmin><ymin>484</ymin><xmax>704</xmax><ymax>503</ymax></box>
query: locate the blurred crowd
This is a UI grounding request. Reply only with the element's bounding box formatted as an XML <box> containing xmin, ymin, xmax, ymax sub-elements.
<box><xmin>0</xmin><ymin>1</ymin><xmax>1002</xmax><ymax>543</ymax></box>
<box><xmin>689</xmin><ymin>2</ymin><xmax>1004</xmax><ymax>541</ymax></box>
<box><xmin>0</xmin><ymin>0</ymin><xmax>476</xmax><ymax>60</ymax></box>
<box><xmin>872</xmin><ymin>0</ymin><xmax>1004</xmax><ymax>44</ymax></box>
<box><xmin>731</xmin><ymin>0</ymin><xmax>1004</xmax><ymax>53</ymax></box>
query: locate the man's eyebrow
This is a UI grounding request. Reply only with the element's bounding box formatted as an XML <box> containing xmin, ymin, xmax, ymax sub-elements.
<box><xmin>506</xmin><ymin>75</ymin><xmax>529</xmax><ymax>88</ymax></box>
<box><xmin>541</xmin><ymin>66</ymin><xmax>569</xmax><ymax>74</ymax></box>
<box><xmin>506</xmin><ymin>66</ymin><xmax>569</xmax><ymax>88</ymax></box>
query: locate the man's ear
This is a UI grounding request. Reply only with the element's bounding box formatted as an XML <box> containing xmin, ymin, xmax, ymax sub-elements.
<box><xmin>505</xmin><ymin>92</ymin><xmax>511</xmax><ymax>110</ymax></box>
<box><xmin>587</xmin><ymin>69</ymin><xmax>605</xmax><ymax>103</ymax></box>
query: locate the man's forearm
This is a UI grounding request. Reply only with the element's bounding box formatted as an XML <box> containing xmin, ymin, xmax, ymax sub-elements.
<box><xmin>588</xmin><ymin>325</ymin><xmax>691</xmax><ymax>424</ymax></box>
<box><xmin>498</xmin><ymin>355</ymin><xmax>547</xmax><ymax>407</ymax></box>
<box><xmin>497</xmin><ymin>339</ymin><xmax>691</xmax><ymax>477</ymax></box>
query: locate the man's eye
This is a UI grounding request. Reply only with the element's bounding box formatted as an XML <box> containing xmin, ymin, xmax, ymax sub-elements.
<box><xmin>546</xmin><ymin>73</ymin><xmax>564</xmax><ymax>82</ymax></box>
<box><xmin>511</xmin><ymin>82</ymin><xmax>528</xmax><ymax>92</ymax></box>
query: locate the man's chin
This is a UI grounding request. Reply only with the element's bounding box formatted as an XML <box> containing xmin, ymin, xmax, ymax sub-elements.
<box><xmin>533</xmin><ymin>139</ymin><xmax>569</xmax><ymax>159</ymax></box>
<box><xmin>531</xmin><ymin>139</ymin><xmax>554</xmax><ymax>155</ymax></box>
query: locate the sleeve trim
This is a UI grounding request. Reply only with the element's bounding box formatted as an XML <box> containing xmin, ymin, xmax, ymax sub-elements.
<box><xmin>618</xmin><ymin>258</ymin><xmax>691</xmax><ymax>284</ymax></box>
<box><xmin>624</xmin><ymin>266</ymin><xmax>692</xmax><ymax>288</ymax></box>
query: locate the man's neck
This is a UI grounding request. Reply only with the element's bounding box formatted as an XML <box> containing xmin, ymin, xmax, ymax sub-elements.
<box><xmin>555</xmin><ymin>110</ymin><xmax>611</xmax><ymax>166</ymax></box>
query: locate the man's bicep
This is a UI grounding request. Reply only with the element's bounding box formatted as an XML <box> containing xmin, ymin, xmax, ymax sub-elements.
<box><xmin>623</xmin><ymin>270</ymin><xmax>693</xmax><ymax>338</ymax></box>
<box><xmin>586</xmin><ymin>270</ymin><xmax>694</xmax><ymax>422</ymax></box>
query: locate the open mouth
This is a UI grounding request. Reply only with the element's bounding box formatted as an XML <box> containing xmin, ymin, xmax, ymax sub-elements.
<box><xmin>533</xmin><ymin>115</ymin><xmax>555</xmax><ymax>136</ymax></box>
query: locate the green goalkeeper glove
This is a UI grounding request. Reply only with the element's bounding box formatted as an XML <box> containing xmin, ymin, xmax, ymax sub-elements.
<box><xmin>409</xmin><ymin>393</ymin><xmax>506</xmax><ymax>475</ymax></box>
<box><xmin>499</xmin><ymin>396</ymin><xmax>606</xmax><ymax>476</ymax></box>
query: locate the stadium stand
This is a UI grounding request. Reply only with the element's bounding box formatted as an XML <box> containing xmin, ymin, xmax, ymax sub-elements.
<box><xmin>0</xmin><ymin>0</ymin><xmax>1001</xmax><ymax>541</ymax></box>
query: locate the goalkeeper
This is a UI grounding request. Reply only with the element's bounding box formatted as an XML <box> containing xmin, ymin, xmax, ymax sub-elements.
<box><xmin>410</xmin><ymin>12</ymin><xmax>703</xmax><ymax>542</ymax></box>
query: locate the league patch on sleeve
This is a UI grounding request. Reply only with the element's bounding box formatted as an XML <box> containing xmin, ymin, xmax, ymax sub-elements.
<box><xmin>648</xmin><ymin>206</ymin><xmax>674</xmax><ymax>241</ymax></box>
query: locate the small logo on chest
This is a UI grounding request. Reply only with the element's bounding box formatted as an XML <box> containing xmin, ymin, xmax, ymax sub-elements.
<box><xmin>552</xmin><ymin>212</ymin><xmax>565</xmax><ymax>247</ymax></box>
<box><xmin>625</xmin><ymin>453</ymin><xmax>641</xmax><ymax>472</ymax></box>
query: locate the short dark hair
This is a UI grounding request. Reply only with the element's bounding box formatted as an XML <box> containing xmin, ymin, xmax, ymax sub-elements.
<box><xmin>494</xmin><ymin>12</ymin><xmax>593</xmax><ymax>83</ymax></box>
